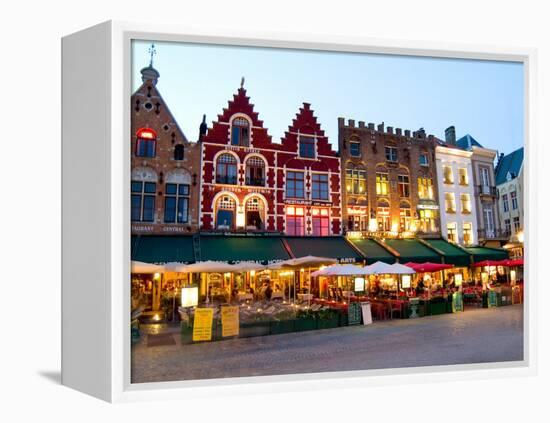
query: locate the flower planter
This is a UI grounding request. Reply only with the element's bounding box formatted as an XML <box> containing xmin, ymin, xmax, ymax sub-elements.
<box><xmin>270</xmin><ymin>319</ymin><xmax>296</xmax><ymax>335</ymax></box>
<box><xmin>295</xmin><ymin>317</ymin><xmax>317</xmax><ymax>332</ymax></box>
<box><xmin>317</xmin><ymin>315</ymin><xmax>339</xmax><ymax>330</ymax></box>
<box><xmin>239</xmin><ymin>321</ymin><xmax>271</xmax><ymax>338</ymax></box>
<box><xmin>180</xmin><ymin>322</ymin><xmax>193</xmax><ymax>344</ymax></box>
<box><xmin>429</xmin><ymin>301</ymin><xmax>447</xmax><ymax>316</ymax></box>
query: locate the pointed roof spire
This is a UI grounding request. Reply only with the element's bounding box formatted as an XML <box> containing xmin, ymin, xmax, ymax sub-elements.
<box><xmin>141</xmin><ymin>43</ymin><xmax>160</xmax><ymax>85</ymax></box>
<box><xmin>199</xmin><ymin>114</ymin><xmax>208</xmax><ymax>141</ymax></box>
<box><xmin>240</xmin><ymin>76</ymin><xmax>245</xmax><ymax>89</ymax></box>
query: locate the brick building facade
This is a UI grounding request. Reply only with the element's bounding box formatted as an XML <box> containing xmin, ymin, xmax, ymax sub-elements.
<box><xmin>338</xmin><ymin>119</ymin><xmax>440</xmax><ymax>238</ymax></box>
<box><xmin>199</xmin><ymin>84</ymin><xmax>341</xmax><ymax>235</ymax></box>
<box><xmin>130</xmin><ymin>63</ymin><xmax>201</xmax><ymax>235</ymax></box>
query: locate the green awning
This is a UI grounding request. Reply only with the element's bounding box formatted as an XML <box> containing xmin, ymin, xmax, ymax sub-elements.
<box><xmin>284</xmin><ymin>237</ymin><xmax>363</xmax><ymax>263</ymax></box>
<box><xmin>348</xmin><ymin>238</ymin><xmax>396</xmax><ymax>264</ymax></box>
<box><xmin>199</xmin><ymin>235</ymin><xmax>290</xmax><ymax>263</ymax></box>
<box><xmin>463</xmin><ymin>246</ymin><xmax>509</xmax><ymax>262</ymax></box>
<box><xmin>383</xmin><ymin>239</ymin><xmax>442</xmax><ymax>263</ymax></box>
<box><xmin>131</xmin><ymin>235</ymin><xmax>195</xmax><ymax>263</ymax></box>
<box><xmin>421</xmin><ymin>239</ymin><xmax>472</xmax><ymax>267</ymax></box>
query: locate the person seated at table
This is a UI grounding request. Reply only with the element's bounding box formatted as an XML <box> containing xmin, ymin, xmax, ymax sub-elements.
<box><xmin>265</xmin><ymin>283</ymin><xmax>273</xmax><ymax>301</ymax></box>
<box><xmin>415</xmin><ymin>279</ymin><xmax>425</xmax><ymax>295</ymax></box>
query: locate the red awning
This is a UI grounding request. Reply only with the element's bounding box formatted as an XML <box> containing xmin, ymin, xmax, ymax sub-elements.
<box><xmin>404</xmin><ymin>262</ymin><xmax>454</xmax><ymax>272</ymax></box>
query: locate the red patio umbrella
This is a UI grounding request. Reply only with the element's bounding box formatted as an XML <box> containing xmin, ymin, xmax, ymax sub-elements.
<box><xmin>497</xmin><ymin>258</ymin><xmax>524</xmax><ymax>267</ymax></box>
<box><xmin>404</xmin><ymin>262</ymin><xmax>454</xmax><ymax>272</ymax></box>
<box><xmin>471</xmin><ymin>260</ymin><xmax>503</xmax><ymax>268</ymax></box>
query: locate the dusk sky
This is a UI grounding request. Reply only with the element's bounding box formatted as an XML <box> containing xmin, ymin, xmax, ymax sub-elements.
<box><xmin>132</xmin><ymin>40</ymin><xmax>524</xmax><ymax>156</ymax></box>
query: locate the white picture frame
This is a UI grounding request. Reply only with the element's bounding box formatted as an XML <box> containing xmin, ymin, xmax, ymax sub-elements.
<box><xmin>61</xmin><ymin>20</ymin><xmax>537</xmax><ymax>403</ymax></box>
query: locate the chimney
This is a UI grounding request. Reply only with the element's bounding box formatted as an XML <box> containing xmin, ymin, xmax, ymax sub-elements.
<box><xmin>377</xmin><ymin>122</ymin><xmax>385</xmax><ymax>132</ymax></box>
<box><xmin>445</xmin><ymin>126</ymin><xmax>456</xmax><ymax>145</ymax></box>
<box><xmin>199</xmin><ymin>114</ymin><xmax>207</xmax><ymax>141</ymax></box>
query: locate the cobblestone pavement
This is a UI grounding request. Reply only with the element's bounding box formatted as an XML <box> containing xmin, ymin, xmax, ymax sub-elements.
<box><xmin>131</xmin><ymin>305</ymin><xmax>523</xmax><ymax>383</ymax></box>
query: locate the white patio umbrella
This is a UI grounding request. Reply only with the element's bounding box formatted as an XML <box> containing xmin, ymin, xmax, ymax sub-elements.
<box><xmin>131</xmin><ymin>261</ymin><xmax>164</xmax><ymax>274</ymax></box>
<box><xmin>389</xmin><ymin>263</ymin><xmax>417</xmax><ymax>275</ymax></box>
<box><xmin>311</xmin><ymin>263</ymin><xmax>369</xmax><ymax>277</ymax></box>
<box><xmin>363</xmin><ymin>261</ymin><xmax>396</xmax><ymax>275</ymax></box>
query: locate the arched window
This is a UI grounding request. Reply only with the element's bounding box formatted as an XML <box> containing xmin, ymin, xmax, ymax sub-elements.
<box><xmin>216</xmin><ymin>153</ymin><xmax>238</xmax><ymax>185</ymax></box>
<box><xmin>174</xmin><ymin>144</ymin><xmax>184</xmax><ymax>160</ymax></box>
<box><xmin>245</xmin><ymin>156</ymin><xmax>265</xmax><ymax>186</ymax></box>
<box><xmin>230</xmin><ymin>117</ymin><xmax>250</xmax><ymax>146</ymax></box>
<box><xmin>135</xmin><ymin>127</ymin><xmax>157</xmax><ymax>158</ymax></box>
<box><xmin>377</xmin><ymin>199</ymin><xmax>390</xmax><ymax>232</ymax></box>
<box><xmin>245</xmin><ymin>196</ymin><xmax>265</xmax><ymax>230</ymax></box>
<box><xmin>215</xmin><ymin>195</ymin><xmax>236</xmax><ymax>230</ymax></box>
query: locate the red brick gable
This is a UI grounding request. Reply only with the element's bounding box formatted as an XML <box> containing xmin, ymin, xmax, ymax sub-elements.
<box><xmin>202</xmin><ymin>87</ymin><xmax>274</xmax><ymax>148</ymax></box>
<box><xmin>280</xmin><ymin>103</ymin><xmax>336</xmax><ymax>157</ymax></box>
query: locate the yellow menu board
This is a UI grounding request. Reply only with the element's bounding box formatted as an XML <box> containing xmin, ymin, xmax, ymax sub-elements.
<box><xmin>192</xmin><ymin>308</ymin><xmax>213</xmax><ymax>342</ymax></box>
<box><xmin>221</xmin><ymin>306</ymin><xmax>239</xmax><ymax>337</ymax></box>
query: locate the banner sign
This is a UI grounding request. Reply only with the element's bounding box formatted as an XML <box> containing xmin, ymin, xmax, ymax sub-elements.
<box><xmin>192</xmin><ymin>308</ymin><xmax>213</xmax><ymax>342</ymax></box>
<box><xmin>221</xmin><ymin>306</ymin><xmax>240</xmax><ymax>337</ymax></box>
<box><xmin>452</xmin><ymin>292</ymin><xmax>463</xmax><ymax>313</ymax></box>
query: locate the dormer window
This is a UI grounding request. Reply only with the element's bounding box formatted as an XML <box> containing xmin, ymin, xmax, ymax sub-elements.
<box><xmin>135</xmin><ymin>127</ymin><xmax>157</xmax><ymax>158</ymax></box>
<box><xmin>231</xmin><ymin>117</ymin><xmax>250</xmax><ymax>146</ymax></box>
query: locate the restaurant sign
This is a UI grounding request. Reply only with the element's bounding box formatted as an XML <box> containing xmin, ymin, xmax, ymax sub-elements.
<box><xmin>487</xmin><ymin>290</ymin><xmax>498</xmax><ymax>308</ymax></box>
<box><xmin>348</xmin><ymin>302</ymin><xmax>362</xmax><ymax>325</ymax></box>
<box><xmin>192</xmin><ymin>308</ymin><xmax>214</xmax><ymax>342</ymax></box>
<box><xmin>452</xmin><ymin>292</ymin><xmax>463</xmax><ymax>313</ymax></box>
<box><xmin>221</xmin><ymin>306</ymin><xmax>240</xmax><ymax>337</ymax></box>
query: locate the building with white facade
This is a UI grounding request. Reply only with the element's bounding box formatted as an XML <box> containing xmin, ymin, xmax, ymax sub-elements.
<box><xmin>435</xmin><ymin>142</ymin><xmax>477</xmax><ymax>245</ymax></box>
<box><xmin>495</xmin><ymin>147</ymin><xmax>524</xmax><ymax>258</ymax></box>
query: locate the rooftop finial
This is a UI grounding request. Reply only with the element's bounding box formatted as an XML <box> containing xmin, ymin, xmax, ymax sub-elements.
<box><xmin>148</xmin><ymin>43</ymin><xmax>157</xmax><ymax>67</ymax></box>
<box><xmin>240</xmin><ymin>76</ymin><xmax>245</xmax><ymax>89</ymax></box>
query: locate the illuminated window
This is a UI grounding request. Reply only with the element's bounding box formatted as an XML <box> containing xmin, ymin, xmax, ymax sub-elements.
<box><xmin>245</xmin><ymin>156</ymin><xmax>265</xmax><ymax>186</ymax></box>
<box><xmin>458</xmin><ymin>168</ymin><xmax>468</xmax><ymax>185</ymax></box>
<box><xmin>164</xmin><ymin>183</ymin><xmax>189</xmax><ymax>223</ymax></box>
<box><xmin>376</xmin><ymin>173</ymin><xmax>389</xmax><ymax>195</ymax></box>
<box><xmin>418</xmin><ymin>177</ymin><xmax>434</xmax><ymax>200</ymax></box>
<box><xmin>398</xmin><ymin>174</ymin><xmax>410</xmax><ymax>197</ymax></box>
<box><xmin>443</xmin><ymin>166</ymin><xmax>454</xmax><ymax>184</ymax></box>
<box><xmin>230</xmin><ymin>117</ymin><xmax>250</xmax><ymax>146</ymax></box>
<box><xmin>131</xmin><ymin>181</ymin><xmax>156</xmax><ymax>222</ymax></box>
<box><xmin>419</xmin><ymin>209</ymin><xmax>438</xmax><ymax>233</ymax></box>
<box><xmin>286</xmin><ymin>206</ymin><xmax>305</xmax><ymax>236</ymax></box>
<box><xmin>348</xmin><ymin>214</ymin><xmax>368</xmax><ymax>232</ymax></box>
<box><xmin>513</xmin><ymin>216</ymin><xmax>520</xmax><ymax>232</ymax></box>
<box><xmin>245</xmin><ymin>196</ymin><xmax>265</xmax><ymax>230</ymax></box>
<box><xmin>445</xmin><ymin>193</ymin><xmax>456</xmax><ymax>213</ymax></box>
<box><xmin>135</xmin><ymin>127</ymin><xmax>157</xmax><ymax>158</ymax></box>
<box><xmin>215</xmin><ymin>195</ymin><xmax>236</xmax><ymax>229</ymax></box>
<box><xmin>377</xmin><ymin>199</ymin><xmax>390</xmax><ymax>231</ymax></box>
<box><xmin>312</xmin><ymin>173</ymin><xmax>329</xmax><ymax>200</ymax></box>
<box><xmin>447</xmin><ymin>222</ymin><xmax>458</xmax><ymax>243</ymax></box>
<box><xmin>504</xmin><ymin>218</ymin><xmax>511</xmax><ymax>234</ymax></box>
<box><xmin>286</xmin><ymin>171</ymin><xmax>305</xmax><ymax>198</ymax></box>
<box><xmin>399</xmin><ymin>201</ymin><xmax>411</xmax><ymax>231</ymax></box>
<box><xmin>312</xmin><ymin>208</ymin><xmax>330</xmax><ymax>236</ymax></box>
<box><xmin>299</xmin><ymin>135</ymin><xmax>316</xmax><ymax>158</ymax></box>
<box><xmin>346</xmin><ymin>166</ymin><xmax>366</xmax><ymax>195</ymax></box>
<box><xmin>216</xmin><ymin>154</ymin><xmax>238</xmax><ymax>185</ymax></box>
<box><xmin>460</xmin><ymin>194</ymin><xmax>471</xmax><ymax>214</ymax></box>
<box><xmin>385</xmin><ymin>146</ymin><xmax>398</xmax><ymax>162</ymax></box>
<box><xmin>463</xmin><ymin>223</ymin><xmax>473</xmax><ymax>245</ymax></box>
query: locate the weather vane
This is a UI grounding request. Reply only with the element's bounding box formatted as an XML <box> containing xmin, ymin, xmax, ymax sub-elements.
<box><xmin>148</xmin><ymin>43</ymin><xmax>157</xmax><ymax>67</ymax></box>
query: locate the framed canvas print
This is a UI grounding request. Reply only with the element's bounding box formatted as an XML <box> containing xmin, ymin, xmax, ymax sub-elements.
<box><xmin>61</xmin><ymin>21</ymin><xmax>537</xmax><ymax>402</ymax></box>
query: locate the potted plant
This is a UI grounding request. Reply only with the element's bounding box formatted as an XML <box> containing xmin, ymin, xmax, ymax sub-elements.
<box><xmin>295</xmin><ymin>308</ymin><xmax>317</xmax><ymax>332</ymax></box>
<box><xmin>316</xmin><ymin>308</ymin><xmax>339</xmax><ymax>329</ymax></box>
<box><xmin>429</xmin><ymin>296</ymin><xmax>447</xmax><ymax>315</ymax></box>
